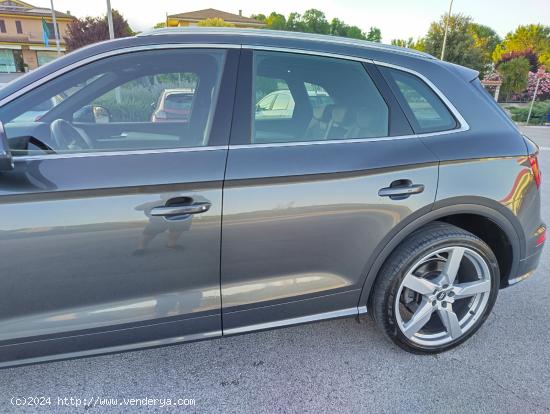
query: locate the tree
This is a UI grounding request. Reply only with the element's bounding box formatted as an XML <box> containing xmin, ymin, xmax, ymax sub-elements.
<box><xmin>64</xmin><ymin>10</ymin><xmax>133</xmax><ymax>52</ymax></box>
<box><xmin>302</xmin><ymin>9</ymin><xmax>330</xmax><ymax>34</ymax></box>
<box><xmin>366</xmin><ymin>27</ymin><xmax>382</xmax><ymax>42</ymax></box>
<box><xmin>196</xmin><ymin>18</ymin><xmax>235</xmax><ymax>27</ymax></box>
<box><xmin>286</xmin><ymin>12</ymin><xmax>305</xmax><ymax>32</ymax></box>
<box><xmin>469</xmin><ymin>23</ymin><xmax>501</xmax><ymax>65</ymax></box>
<box><xmin>265</xmin><ymin>12</ymin><xmax>286</xmax><ymax>30</ymax></box>
<box><xmin>498</xmin><ymin>57</ymin><xmax>530</xmax><ymax>100</ymax></box>
<box><xmin>391</xmin><ymin>38</ymin><xmax>415</xmax><ymax>48</ymax></box>
<box><xmin>493</xmin><ymin>24</ymin><xmax>550</xmax><ymax>67</ymax></box>
<box><xmin>250</xmin><ymin>14</ymin><xmax>267</xmax><ymax>22</ymax></box>
<box><xmin>153</xmin><ymin>22</ymin><xmax>166</xmax><ymax>29</ymax></box>
<box><xmin>423</xmin><ymin>13</ymin><xmax>485</xmax><ymax>73</ymax></box>
<box><xmin>346</xmin><ymin>26</ymin><xmax>366</xmax><ymax>40</ymax></box>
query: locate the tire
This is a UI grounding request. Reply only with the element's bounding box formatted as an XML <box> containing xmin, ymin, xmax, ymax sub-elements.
<box><xmin>371</xmin><ymin>221</ymin><xmax>499</xmax><ymax>354</ymax></box>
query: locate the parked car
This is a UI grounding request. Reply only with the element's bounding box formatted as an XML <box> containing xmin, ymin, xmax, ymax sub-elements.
<box><xmin>255</xmin><ymin>89</ymin><xmax>332</xmax><ymax>120</ymax></box>
<box><xmin>151</xmin><ymin>88</ymin><xmax>195</xmax><ymax>122</ymax></box>
<box><xmin>0</xmin><ymin>28</ymin><xmax>544</xmax><ymax>367</ymax></box>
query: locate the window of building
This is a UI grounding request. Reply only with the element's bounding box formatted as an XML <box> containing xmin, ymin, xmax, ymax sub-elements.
<box><xmin>45</xmin><ymin>23</ymin><xmax>59</xmax><ymax>39</ymax></box>
<box><xmin>252</xmin><ymin>51</ymin><xmax>389</xmax><ymax>144</ymax></box>
<box><xmin>37</xmin><ymin>51</ymin><xmax>58</xmax><ymax>66</ymax></box>
<box><xmin>15</xmin><ymin>20</ymin><xmax>22</xmax><ymax>34</ymax></box>
<box><xmin>0</xmin><ymin>49</ymin><xmax>16</xmax><ymax>73</ymax></box>
<box><xmin>380</xmin><ymin>67</ymin><xmax>458</xmax><ymax>134</ymax></box>
<box><xmin>0</xmin><ymin>20</ymin><xmax>6</xmax><ymax>33</ymax></box>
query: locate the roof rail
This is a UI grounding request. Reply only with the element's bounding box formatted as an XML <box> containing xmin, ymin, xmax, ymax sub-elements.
<box><xmin>137</xmin><ymin>27</ymin><xmax>435</xmax><ymax>60</ymax></box>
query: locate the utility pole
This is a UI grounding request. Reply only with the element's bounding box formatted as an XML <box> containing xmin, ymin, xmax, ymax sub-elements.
<box><xmin>527</xmin><ymin>66</ymin><xmax>546</xmax><ymax>124</ymax></box>
<box><xmin>106</xmin><ymin>0</ymin><xmax>115</xmax><ymax>39</ymax></box>
<box><xmin>49</xmin><ymin>0</ymin><xmax>61</xmax><ymax>56</ymax></box>
<box><xmin>440</xmin><ymin>0</ymin><xmax>454</xmax><ymax>61</ymax></box>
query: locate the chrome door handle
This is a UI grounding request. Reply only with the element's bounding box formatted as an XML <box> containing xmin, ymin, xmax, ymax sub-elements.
<box><xmin>379</xmin><ymin>184</ymin><xmax>425</xmax><ymax>199</ymax></box>
<box><xmin>150</xmin><ymin>202</ymin><xmax>211</xmax><ymax>217</ymax></box>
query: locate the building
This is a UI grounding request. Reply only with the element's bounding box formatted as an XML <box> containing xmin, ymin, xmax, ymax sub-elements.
<box><xmin>166</xmin><ymin>8</ymin><xmax>264</xmax><ymax>29</ymax></box>
<box><xmin>0</xmin><ymin>0</ymin><xmax>73</xmax><ymax>75</ymax></box>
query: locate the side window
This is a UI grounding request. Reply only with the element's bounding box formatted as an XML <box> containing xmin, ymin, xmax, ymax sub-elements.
<box><xmin>252</xmin><ymin>51</ymin><xmax>388</xmax><ymax>144</ymax></box>
<box><xmin>381</xmin><ymin>67</ymin><xmax>457</xmax><ymax>133</ymax></box>
<box><xmin>1</xmin><ymin>49</ymin><xmax>226</xmax><ymax>156</ymax></box>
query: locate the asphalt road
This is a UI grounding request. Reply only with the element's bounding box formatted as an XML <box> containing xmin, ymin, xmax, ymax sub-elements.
<box><xmin>0</xmin><ymin>126</ymin><xmax>549</xmax><ymax>413</ymax></box>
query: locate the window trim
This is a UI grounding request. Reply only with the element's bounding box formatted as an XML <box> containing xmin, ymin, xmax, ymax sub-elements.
<box><xmin>0</xmin><ymin>43</ymin><xmax>469</xmax><ymax>159</ymax></box>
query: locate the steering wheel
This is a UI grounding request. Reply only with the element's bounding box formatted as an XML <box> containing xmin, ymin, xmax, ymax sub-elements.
<box><xmin>50</xmin><ymin>119</ymin><xmax>92</xmax><ymax>151</ymax></box>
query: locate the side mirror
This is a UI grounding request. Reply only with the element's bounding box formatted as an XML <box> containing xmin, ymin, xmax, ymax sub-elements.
<box><xmin>0</xmin><ymin>121</ymin><xmax>14</xmax><ymax>171</ymax></box>
<box><xmin>73</xmin><ymin>105</ymin><xmax>111</xmax><ymax>124</ymax></box>
<box><xmin>92</xmin><ymin>105</ymin><xmax>111</xmax><ymax>124</ymax></box>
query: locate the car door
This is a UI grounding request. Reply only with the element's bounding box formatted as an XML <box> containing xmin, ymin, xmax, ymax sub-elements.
<box><xmin>221</xmin><ymin>49</ymin><xmax>439</xmax><ymax>333</ymax></box>
<box><xmin>0</xmin><ymin>46</ymin><xmax>239</xmax><ymax>364</ymax></box>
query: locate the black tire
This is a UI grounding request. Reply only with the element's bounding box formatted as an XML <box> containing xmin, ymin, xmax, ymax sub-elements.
<box><xmin>371</xmin><ymin>221</ymin><xmax>499</xmax><ymax>354</ymax></box>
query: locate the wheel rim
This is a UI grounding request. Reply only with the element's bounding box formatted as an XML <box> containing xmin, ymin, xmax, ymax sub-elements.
<box><xmin>394</xmin><ymin>246</ymin><xmax>492</xmax><ymax>347</ymax></box>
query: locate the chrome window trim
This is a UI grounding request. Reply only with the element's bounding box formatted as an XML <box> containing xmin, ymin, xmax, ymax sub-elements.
<box><xmin>372</xmin><ymin>59</ymin><xmax>470</xmax><ymax>133</ymax></box>
<box><xmin>1</xmin><ymin>42</ymin><xmax>470</xmax><ymax>160</ymax></box>
<box><xmin>12</xmin><ymin>145</ymin><xmax>228</xmax><ymax>162</ymax></box>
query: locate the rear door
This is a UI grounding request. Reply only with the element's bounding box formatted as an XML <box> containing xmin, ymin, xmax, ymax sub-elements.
<box><xmin>221</xmin><ymin>49</ymin><xmax>439</xmax><ymax>332</ymax></box>
<box><xmin>0</xmin><ymin>47</ymin><xmax>238</xmax><ymax>364</ymax></box>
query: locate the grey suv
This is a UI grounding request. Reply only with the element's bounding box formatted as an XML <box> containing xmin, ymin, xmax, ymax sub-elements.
<box><xmin>0</xmin><ymin>28</ymin><xmax>544</xmax><ymax>367</ymax></box>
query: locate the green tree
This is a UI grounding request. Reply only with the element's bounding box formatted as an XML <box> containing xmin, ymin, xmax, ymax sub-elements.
<box><xmin>266</xmin><ymin>12</ymin><xmax>287</xmax><ymax>30</ymax></box>
<box><xmin>391</xmin><ymin>38</ymin><xmax>414</xmax><ymax>48</ymax></box>
<box><xmin>498</xmin><ymin>57</ymin><xmax>530</xmax><ymax>99</ymax></box>
<box><xmin>153</xmin><ymin>22</ymin><xmax>166</xmax><ymax>29</ymax></box>
<box><xmin>196</xmin><ymin>18</ymin><xmax>235</xmax><ymax>27</ymax></box>
<box><xmin>330</xmin><ymin>18</ymin><xmax>349</xmax><ymax>37</ymax></box>
<box><xmin>493</xmin><ymin>24</ymin><xmax>550</xmax><ymax>67</ymax></box>
<box><xmin>366</xmin><ymin>27</ymin><xmax>382</xmax><ymax>42</ymax></box>
<box><xmin>302</xmin><ymin>9</ymin><xmax>330</xmax><ymax>34</ymax></box>
<box><xmin>424</xmin><ymin>13</ymin><xmax>485</xmax><ymax>73</ymax></box>
<box><xmin>347</xmin><ymin>26</ymin><xmax>366</xmax><ymax>40</ymax></box>
<box><xmin>286</xmin><ymin>12</ymin><xmax>305</xmax><ymax>32</ymax></box>
<box><xmin>250</xmin><ymin>14</ymin><xmax>267</xmax><ymax>22</ymax></box>
<box><xmin>469</xmin><ymin>23</ymin><xmax>501</xmax><ymax>65</ymax></box>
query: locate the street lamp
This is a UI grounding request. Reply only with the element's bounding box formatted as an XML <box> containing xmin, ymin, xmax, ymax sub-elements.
<box><xmin>106</xmin><ymin>0</ymin><xmax>115</xmax><ymax>40</ymax></box>
<box><xmin>440</xmin><ymin>0</ymin><xmax>454</xmax><ymax>61</ymax></box>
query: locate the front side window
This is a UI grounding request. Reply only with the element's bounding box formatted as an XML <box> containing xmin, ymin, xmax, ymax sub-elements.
<box><xmin>252</xmin><ymin>51</ymin><xmax>388</xmax><ymax>144</ymax></box>
<box><xmin>381</xmin><ymin>67</ymin><xmax>457</xmax><ymax>134</ymax></box>
<box><xmin>1</xmin><ymin>49</ymin><xmax>226</xmax><ymax>156</ymax></box>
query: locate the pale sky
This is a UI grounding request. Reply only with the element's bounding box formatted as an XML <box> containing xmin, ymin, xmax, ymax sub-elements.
<box><xmin>32</xmin><ymin>0</ymin><xmax>550</xmax><ymax>43</ymax></box>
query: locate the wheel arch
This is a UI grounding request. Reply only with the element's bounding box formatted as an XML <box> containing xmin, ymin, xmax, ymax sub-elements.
<box><xmin>358</xmin><ymin>197</ymin><xmax>523</xmax><ymax>309</ymax></box>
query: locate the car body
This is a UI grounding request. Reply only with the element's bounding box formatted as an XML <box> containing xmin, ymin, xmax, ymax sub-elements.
<box><xmin>0</xmin><ymin>28</ymin><xmax>544</xmax><ymax>367</ymax></box>
<box><xmin>151</xmin><ymin>88</ymin><xmax>195</xmax><ymax>122</ymax></box>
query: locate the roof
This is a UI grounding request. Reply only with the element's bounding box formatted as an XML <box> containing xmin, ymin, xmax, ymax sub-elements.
<box><xmin>0</xmin><ymin>0</ymin><xmax>72</xmax><ymax>18</ymax></box>
<box><xmin>139</xmin><ymin>27</ymin><xmax>435</xmax><ymax>60</ymax></box>
<box><xmin>167</xmin><ymin>8</ymin><xmax>264</xmax><ymax>26</ymax></box>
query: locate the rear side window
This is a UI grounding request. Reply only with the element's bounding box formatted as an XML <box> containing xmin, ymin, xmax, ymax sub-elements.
<box><xmin>252</xmin><ymin>51</ymin><xmax>388</xmax><ymax>144</ymax></box>
<box><xmin>381</xmin><ymin>67</ymin><xmax>457</xmax><ymax>134</ymax></box>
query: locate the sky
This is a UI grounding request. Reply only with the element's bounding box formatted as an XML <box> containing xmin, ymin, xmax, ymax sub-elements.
<box><xmin>32</xmin><ymin>0</ymin><xmax>550</xmax><ymax>43</ymax></box>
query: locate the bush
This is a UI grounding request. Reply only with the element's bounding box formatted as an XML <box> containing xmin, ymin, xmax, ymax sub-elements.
<box><xmin>508</xmin><ymin>101</ymin><xmax>550</xmax><ymax>124</ymax></box>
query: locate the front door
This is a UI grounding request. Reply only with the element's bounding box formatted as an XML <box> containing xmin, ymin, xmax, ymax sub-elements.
<box><xmin>0</xmin><ymin>47</ymin><xmax>238</xmax><ymax>364</ymax></box>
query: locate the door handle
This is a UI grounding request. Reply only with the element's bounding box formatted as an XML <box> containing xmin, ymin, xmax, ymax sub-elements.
<box><xmin>150</xmin><ymin>202</ymin><xmax>211</xmax><ymax>217</ymax></box>
<box><xmin>378</xmin><ymin>182</ymin><xmax>425</xmax><ymax>199</ymax></box>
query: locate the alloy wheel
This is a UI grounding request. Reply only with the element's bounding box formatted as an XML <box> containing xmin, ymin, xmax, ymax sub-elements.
<box><xmin>394</xmin><ymin>246</ymin><xmax>492</xmax><ymax>347</ymax></box>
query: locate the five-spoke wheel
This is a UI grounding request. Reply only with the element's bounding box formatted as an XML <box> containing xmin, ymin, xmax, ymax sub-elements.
<box><xmin>372</xmin><ymin>222</ymin><xmax>499</xmax><ymax>353</ymax></box>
